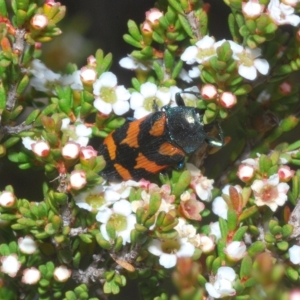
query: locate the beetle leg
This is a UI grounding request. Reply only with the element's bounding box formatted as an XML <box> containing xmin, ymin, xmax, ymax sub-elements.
<box><xmin>126</xmin><ymin>117</ymin><xmax>136</xmax><ymax>122</ymax></box>
<box><xmin>206</xmin><ymin>122</ymin><xmax>224</xmax><ymax>147</ymax></box>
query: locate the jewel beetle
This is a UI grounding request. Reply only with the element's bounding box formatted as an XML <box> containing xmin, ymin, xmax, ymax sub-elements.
<box><xmin>98</xmin><ymin>91</ymin><xmax>224</xmax><ymax>181</ymax></box>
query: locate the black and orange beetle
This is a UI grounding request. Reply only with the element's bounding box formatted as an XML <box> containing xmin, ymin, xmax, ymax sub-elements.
<box><xmin>98</xmin><ymin>91</ymin><xmax>224</xmax><ymax>181</ymax></box>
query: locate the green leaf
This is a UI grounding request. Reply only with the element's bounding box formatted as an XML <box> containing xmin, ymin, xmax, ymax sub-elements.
<box><xmin>178</xmin><ymin>14</ymin><xmax>193</xmax><ymax>38</ymax></box>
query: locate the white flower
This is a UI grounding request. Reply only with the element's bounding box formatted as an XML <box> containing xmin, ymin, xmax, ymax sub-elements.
<box><xmin>119</xmin><ymin>55</ymin><xmax>151</xmax><ymax>71</ymax></box>
<box><xmin>186</xmin><ymin>163</ymin><xmax>215</xmax><ymax>201</ymax></box>
<box><xmin>212</xmin><ymin>196</ymin><xmax>228</xmax><ymax>219</ymax></box>
<box><xmin>148</xmin><ymin>238</ymin><xmax>195</xmax><ymax>269</ymax></box>
<box><xmin>224</xmin><ymin>241</ymin><xmax>247</xmax><ymax>261</ymax></box>
<box><xmin>72</xmin><ymin>124</ymin><xmax>92</xmax><ymax>147</ymax></box>
<box><xmin>174</xmin><ymin>218</ymin><xmax>197</xmax><ymax>240</ymax></box>
<box><xmin>74</xmin><ymin>184</ymin><xmax>120</xmax><ymax>211</ymax></box>
<box><xmin>191</xmin><ymin>234</ymin><xmax>215</xmax><ymax>253</ymax></box>
<box><xmin>178</xmin><ymin>68</ymin><xmax>193</xmax><ymax>83</ymax></box>
<box><xmin>60</xmin><ymin>70</ymin><xmax>83</xmax><ymax>90</ymax></box>
<box><xmin>18</xmin><ymin>235</ymin><xmax>38</xmax><ymax>254</ymax></box>
<box><xmin>1</xmin><ymin>254</ymin><xmax>21</xmax><ymax>277</ymax></box>
<box><xmin>22</xmin><ymin>136</ymin><xmax>37</xmax><ymax>150</ymax></box>
<box><xmin>251</xmin><ymin>174</ymin><xmax>290</xmax><ymax>211</ymax></box>
<box><xmin>188</xmin><ymin>66</ymin><xmax>201</xmax><ymax>78</ymax></box>
<box><xmin>93</xmin><ymin>72</ymin><xmax>130</xmax><ymax>116</ymax></box>
<box><xmin>230</xmin><ymin>44</ymin><xmax>269</xmax><ymax>80</ymax></box>
<box><xmin>268</xmin><ymin>0</ymin><xmax>300</xmax><ymax>26</ymax></box>
<box><xmin>242</xmin><ymin>0</ymin><xmax>265</xmax><ymax>18</ymax></box>
<box><xmin>181</xmin><ymin>35</ymin><xmax>217</xmax><ymax>65</ymax></box>
<box><xmin>96</xmin><ymin>199</ymin><xmax>136</xmax><ymax>245</ymax></box>
<box><xmin>61</xmin><ymin>119</ymin><xmax>92</xmax><ymax>147</ymax></box>
<box><xmin>130</xmin><ymin>82</ymin><xmax>170</xmax><ymax>119</ymax></box>
<box><xmin>53</xmin><ymin>265</ymin><xmax>72</xmax><ymax>282</ymax></box>
<box><xmin>177</xmin><ymin>86</ymin><xmax>201</xmax><ymax>108</ymax></box>
<box><xmin>29</xmin><ymin>59</ymin><xmax>61</xmax><ymax>93</ymax></box>
<box><xmin>289</xmin><ymin>245</ymin><xmax>300</xmax><ymax>264</ymax></box>
<box><xmin>210</xmin><ymin>221</ymin><xmax>222</xmax><ymax>241</ymax></box>
<box><xmin>205</xmin><ymin>266</ymin><xmax>237</xmax><ymax>298</ymax></box>
<box><xmin>22</xmin><ymin>267</ymin><xmax>41</xmax><ymax>285</ymax></box>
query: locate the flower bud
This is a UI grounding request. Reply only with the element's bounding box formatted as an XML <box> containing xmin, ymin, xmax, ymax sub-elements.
<box><xmin>141</xmin><ymin>21</ymin><xmax>152</xmax><ymax>34</ymax></box>
<box><xmin>1</xmin><ymin>254</ymin><xmax>21</xmax><ymax>277</ymax></box>
<box><xmin>31</xmin><ymin>14</ymin><xmax>48</xmax><ymax>30</ymax></box>
<box><xmin>53</xmin><ymin>265</ymin><xmax>72</xmax><ymax>282</ymax></box>
<box><xmin>80</xmin><ymin>146</ymin><xmax>97</xmax><ymax>161</ymax></box>
<box><xmin>242</xmin><ymin>0</ymin><xmax>264</xmax><ymax>19</ymax></box>
<box><xmin>0</xmin><ymin>191</ymin><xmax>16</xmax><ymax>207</ymax></box>
<box><xmin>224</xmin><ymin>241</ymin><xmax>247</xmax><ymax>261</ymax></box>
<box><xmin>80</xmin><ymin>67</ymin><xmax>97</xmax><ymax>85</ymax></box>
<box><xmin>18</xmin><ymin>235</ymin><xmax>38</xmax><ymax>254</ymax></box>
<box><xmin>62</xmin><ymin>142</ymin><xmax>80</xmax><ymax>160</ymax></box>
<box><xmin>22</xmin><ymin>268</ymin><xmax>41</xmax><ymax>285</ymax></box>
<box><xmin>219</xmin><ymin>92</ymin><xmax>237</xmax><ymax>108</ymax></box>
<box><xmin>32</xmin><ymin>140</ymin><xmax>50</xmax><ymax>157</ymax></box>
<box><xmin>278</xmin><ymin>166</ymin><xmax>295</xmax><ymax>182</ymax></box>
<box><xmin>145</xmin><ymin>8</ymin><xmax>163</xmax><ymax>27</ymax></box>
<box><xmin>279</xmin><ymin>81</ymin><xmax>292</xmax><ymax>95</ymax></box>
<box><xmin>69</xmin><ymin>170</ymin><xmax>87</xmax><ymax>190</ymax></box>
<box><xmin>201</xmin><ymin>84</ymin><xmax>218</xmax><ymax>100</ymax></box>
<box><xmin>87</xmin><ymin>55</ymin><xmax>97</xmax><ymax>67</ymax></box>
<box><xmin>237</xmin><ymin>164</ymin><xmax>255</xmax><ymax>182</ymax></box>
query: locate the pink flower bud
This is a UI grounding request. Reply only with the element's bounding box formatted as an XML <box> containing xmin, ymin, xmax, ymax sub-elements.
<box><xmin>194</xmin><ymin>234</ymin><xmax>215</xmax><ymax>253</ymax></box>
<box><xmin>53</xmin><ymin>265</ymin><xmax>72</xmax><ymax>282</ymax></box>
<box><xmin>201</xmin><ymin>84</ymin><xmax>218</xmax><ymax>100</ymax></box>
<box><xmin>141</xmin><ymin>21</ymin><xmax>152</xmax><ymax>33</ymax></box>
<box><xmin>224</xmin><ymin>241</ymin><xmax>247</xmax><ymax>261</ymax></box>
<box><xmin>87</xmin><ymin>55</ymin><xmax>97</xmax><ymax>67</ymax></box>
<box><xmin>1</xmin><ymin>254</ymin><xmax>21</xmax><ymax>277</ymax></box>
<box><xmin>237</xmin><ymin>164</ymin><xmax>255</xmax><ymax>182</ymax></box>
<box><xmin>70</xmin><ymin>170</ymin><xmax>87</xmax><ymax>190</ymax></box>
<box><xmin>278</xmin><ymin>165</ymin><xmax>295</xmax><ymax>182</ymax></box>
<box><xmin>62</xmin><ymin>142</ymin><xmax>80</xmax><ymax>160</ymax></box>
<box><xmin>80</xmin><ymin>67</ymin><xmax>97</xmax><ymax>85</ymax></box>
<box><xmin>31</xmin><ymin>14</ymin><xmax>48</xmax><ymax>30</ymax></box>
<box><xmin>18</xmin><ymin>235</ymin><xmax>38</xmax><ymax>254</ymax></box>
<box><xmin>242</xmin><ymin>0</ymin><xmax>264</xmax><ymax>19</ymax></box>
<box><xmin>279</xmin><ymin>81</ymin><xmax>292</xmax><ymax>95</ymax></box>
<box><xmin>22</xmin><ymin>267</ymin><xmax>41</xmax><ymax>285</ymax></box>
<box><xmin>146</xmin><ymin>8</ymin><xmax>163</xmax><ymax>25</ymax></box>
<box><xmin>32</xmin><ymin>140</ymin><xmax>50</xmax><ymax>157</ymax></box>
<box><xmin>219</xmin><ymin>92</ymin><xmax>237</xmax><ymax>108</ymax></box>
<box><xmin>80</xmin><ymin>146</ymin><xmax>97</xmax><ymax>161</ymax></box>
<box><xmin>0</xmin><ymin>191</ymin><xmax>16</xmax><ymax>207</ymax></box>
<box><xmin>45</xmin><ymin>0</ymin><xmax>60</xmax><ymax>7</ymax></box>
